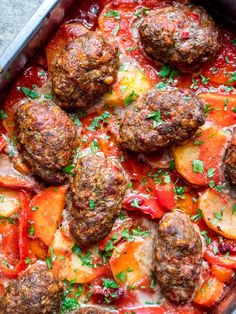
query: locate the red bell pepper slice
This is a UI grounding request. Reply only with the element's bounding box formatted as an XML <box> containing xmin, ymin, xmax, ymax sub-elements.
<box><xmin>155</xmin><ymin>182</ymin><xmax>176</xmax><ymax>211</ymax></box>
<box><xmin>0</xmin><ymin>191</ymin><xmax>30</xmax><ymax>278</ymax></box>
<box><xmin>123</xmin><ymin>191</ymin><xmax>165</xmax><ymax>219</ymax></box>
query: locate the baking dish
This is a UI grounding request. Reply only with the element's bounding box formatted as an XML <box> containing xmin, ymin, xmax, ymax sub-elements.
<box><xmin>0</xmin><ymin>1</ymin><xmax>235</xmax><ymax>313</ymax></box>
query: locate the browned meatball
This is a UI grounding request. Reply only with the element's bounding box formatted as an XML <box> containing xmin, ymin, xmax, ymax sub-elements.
<box><xmin>225</xmin><ymin>141</ymin><xmax>236</xmax><ymax>184</ymax></box>
<box><xmin>139</xmin><ymin>5</ymin><xmax>221</xmax><ymax>73</ymax></box>
<box><xmin>69</xmin><ymin>155</ymin><xmax>127</xmax><ymax>247</ymax></box>
<box><xmin>119</xmin><ymin>88</ymin><xmax>205</xmax><ymax>153</ymax></box>
<box><xmin>52</xmin><ymin>31</ymin><xmax>119</xmax><ymax>109</ymax></box>
<box><xmin>155</xmin><ymin>211</ymin><xmax>203</xmax><ymax>304</ymax></box>
<box><xmin>15</xmin><ymin>101</ymin><xmax>77</xmax><ymax>184</ymax></box>
<box><xmin>0</xmin><ymin>263</ymin><xmax>63</xmax><ymax>314</ymax></box>
<box><xmin>71</xmin><ymin>306</ymin><xmax>114</xmax><ymax>314</ymax></box>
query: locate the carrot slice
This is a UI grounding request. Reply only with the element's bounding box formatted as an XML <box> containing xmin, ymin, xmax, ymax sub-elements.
<box><xmin>31</xmin><ymin>186</ymin><xmax>67</xmax><ymax>246</ymax></box>
<box><xmin>194</xmin><ymin>277</ymin><xmax>224</xmax><ymax>307</ymax></box>
<box><xmin>199</xmin><ymin>93</ymin><xmax>236</xmax><ymax>128</ymax></box>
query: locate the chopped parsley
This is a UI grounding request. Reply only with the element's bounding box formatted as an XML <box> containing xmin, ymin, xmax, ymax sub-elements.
<box><xmin>192</xmin><ymin>159</ymin><xmax>204</xmax><ymax>173</ymax></box>
<box><xmin>72</xmin><ymin>244</ymin><xmax>92</xmax><ymax>267</ymax></box>
<box><xmin>105</xmin><ymin>10</ymin><xmax>120</xmax><ymax>19</ymax></box>
<box><xmin>203</xmin><ymin>103</ymin><xmax>214</xmax><ymax>114</ymax></box>
<box><xmin>127</xmin><ymin>45</ymin><xmax>137</xmax><ymax>52</ymax></box>
<box><xmin>155</xmin><ymin>81</ymin><xmax>169</xmax><ymax>90</ymax></box>
<box><xmin>90</xmin><ymin>140</ymin><xmax>100</xmax><ymax>154</ymax></box>
<box><xmin>134</xmin><ymin>7</ymin><xmax>150</xmax><ymax>18</ymax></box>
<box><xmin>169</xmin><ymin>159</ymin><xmax>175</xmax><ymax>170</ymax></box>
<box><xmin>207</xmin><ymin>168</ymin><xmax>216</xmax><ymax>178</ymax></box>
<box><xmin>121</xmin><ymin>228</ymin><xmax>135</xmax><ymax>242</ymax></box>
<box><xmin>87</xmin><ymin>112</ymin><xmax>110</xmax><ymax>132</ymax></box>
<box><xmin>191</xmin><ymin>209</ymin><xmax>203</xmax><ymax>222</ymax></box>
<box><xmin>124</xmin><ymin>90</ymin><xmax>138</xmax><ymax>106</ymax></box>
<box><xmin>200</xmin><ymin>74</ymin><xmax>209</xmax><ymax>85</ymax></box>
<box><xmin>201</xmin><ymin>230</ymin><xmax>211</xmax><ymax>245</ymax></box>
<box><xmin>31</xmin><ymin>206</ymin><xmax>39</xmax><ymax>211</ymax></box>
<box><xmin>116</xmin><ymin>270</ymin><xmax>127</xmax><ymax>283</ymax></box>
<box><xmin>89</xmin><ymin>199</ymin><xmax>95</xmax><ymax>211</ymax></box>
<box><xmin>24</xmin><ymin>257</ymin><xmax>32</xmax><ymax>264</ymax></box>
<box><xmin>228</xmin><ymin>72</ymin><xmax>236</xmax><ymax>83</ymax></box>
<box><xmin>232</xmin><ymin>204</ymin><xmax>236</xmax><ymax>215</ymax></box>
<box><xmin>103</xmin><ymin>279</ymin><xmax>119</xmax><ymax>289</ymax></box>
<box><xmin>71</xmin><ymin>114</ymin><xmax>82</xmax><ymax>127</ymax></box>
<box><xmin>62</xmin><ymin>164</ymin><xmax>75</xmax><ymax>176</ymax></box>
<box><xmin>146</xmin><ymin>110</ymin><xmax>163</xmax><ymax>128</ymax></box>
<box><xmin>0</xmin><ymin>110</ymin><xmax>8</xmax><ymax>120</ymax></box>
<box><xmin>158</xmin><ymin>65</ymin><xmax>178</xmax><ymax>79</ymax></box>
<box><xmin>130</xmin><ymin>198</ymin><xmax>140</xmax><ymax>208</ymax></box>
<box><xmin>113</xmin><ymin>25</ymin><xmax>120</xmax><ymax>37</ymax></box>
<box><xmin>28</xmin><ymin>225</ymin><xmax>35</xmax><ymax>236</ymax></box>
<box><xmin>212</xmin><ymin>243</ymin><xmax>219</xmax><ymax>255</ymax></box>
<box><xmin>20</xmin><ymin>85</ymin><xmax>39</xmax><ymax>99</ymax></box>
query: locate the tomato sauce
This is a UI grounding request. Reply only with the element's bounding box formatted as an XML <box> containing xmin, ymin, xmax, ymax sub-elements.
<box><xmin>0</xmin><ymin>0</ymin><xmax>236</xmax><ymax>313</ymax></box>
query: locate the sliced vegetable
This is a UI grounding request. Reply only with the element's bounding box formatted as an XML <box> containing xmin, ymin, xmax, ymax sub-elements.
<box><xmin>155</xmin><ymin>182</ymin><xmax>175</xmax><ymax>211</ymax></box>
<box><xmin>211</xmin><ymin>265</ymin><xmax>233</xmax><ymax>282</ymax></box>
<box><xmin>173</xmin><ymin>125</ymin><xmax>229</xmax><ymax>186</ymax></box>
<box><xmin>0</xmin><ymin>187</ymin><xmax>22</xmax><ymax>217</ymax></box>
<box><xmin>52</xmin><ymin>229</ymin><xmax>105</xmax><ymax>284</ymax></box>
<box><xmin>176</xmin><ymin>193</ymin><xmax>198</xmax><ymax>216</ymax></box>
<box><xmin>110</xmin><ymin>239</ymin><xmax>152</xmax><ymax>286</ymax></box>
<box><xmin>99</xmin><ymin>217</ymin><xmax>133</xmax><ymax>251</ymax></box>
<box><xmin>123</xmin><ymin>191</ymin><xmax>165</xmax><ymax>219</ymax></box>
<box><xmin>194</xmin><ymin>277</ymin><xmax>224</xmax><ymax>307</ymax></box>
<box><xmin>0</xmin><ymin>191</ymin><xmax>30</xmax><ymax>278</ymax></box>
<box><xmin>0</xmin><ymin>154</ymin><xmax>38</xmax><ymax>189</ymax></box>
<box><xmin>28</xmin><ymin>239</ymin><xmax>47</xmax><ymax>260</ymax></box>
<box><xmin>199</xmin><ymin>93</ymin><xmax>236</xmax><ymax>127</ymax></box>
<box><xmin>205</xmin><ymin>243</ymin><xmax>236</xmax><ymax>268</ymax></box>
<box><xmin>31</xmin><ymin>186</ymin><xmax>67</xmax><ymax>246</ymax></box>
<box><xmin>199</xmin><ymin>189</ymin><xmax>236</xmax><ymax>239</ymax></box>
<box><xmin>103</xmin><ymin>68</ymin><xmax>152</xmax><ymax>106</ymax></box>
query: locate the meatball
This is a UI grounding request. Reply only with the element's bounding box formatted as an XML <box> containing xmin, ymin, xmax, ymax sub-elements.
<box><xmin>52</xmin><ymin>31</ymin><xmax>119</xmax><ymax>109</ymax></box>
<box><xmin>139</xmin><ymin>5</ymin><xmax>221</xmax><ymax>73</ymax></box>
<box><xmin>15</xmin><ymin>101</ymin><xmax>77</xmax><ymax>184</ymax></box>
<box><xmin>225</xmin><ymin>142</ymin><xmax>236</xmax><ymax>184</ymax></box>
<box><xmin>155</xmin><ymin>211</ymin><xmax>203</xmax><ymax>304</ymax></box>
<box><xmin>0</xmin><ymin>263</ymin><xmax>63</xmax><ymax>314</ymax></box>
<box><xmin>69</xmin><ymin>155</ymin><xmax>127</xmax><ymax>247</ymax></box>
<box><xmin>71</xmin><ymin>306</ymin><xmax>114</xmax><ymax>314</ymax></box>
<box><xmin>119</xmin><ymin>88</ymin><xmax>205</xmax><ymax>153</ymax></box>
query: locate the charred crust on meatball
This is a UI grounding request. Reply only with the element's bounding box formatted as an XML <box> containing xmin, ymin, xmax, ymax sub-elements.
<box><xmin>139</xmin><ymin>5</ymin><xmax>221</xmax><ymax>73</ymax></box>
<box><xmin>15</xmin><ymin>101</ymin><xmax>77</xmax><ymax>184</ymax></box>
<box><xmin>52</xmin><ymin>31</ymin><xmax>119</xmax><ymax>110</ymax></box>
<box><xmin>119</xmin><ymin>88</ymin><xmax>206</xmax><ymax>153</ymax></box>
<box><xmin>69</xmin><ymin>155</ymin><xmax>127</xmax><ymax>247</ymax></box>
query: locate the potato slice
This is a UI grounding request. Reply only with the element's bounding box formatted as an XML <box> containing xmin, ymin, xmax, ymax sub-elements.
<box><xmin>110</xmin><ymin>238</ymin><xmax>153</xmax><ymax>286</ymax></box>
<box><xmin>103</xmin><ymin>67</ymin><xmax>152</xmax><ymax>106</ymax></box>
<box><xmin>0</xmin><ymin>187</ymin><xmax>21</xmax><ymax>217</ymax></box>
<box><xmin>173</xmin><ymin>125</ymin><xmax>229</xmax><ymax>186</ymax></box>
<box><xmin>199</xmin><ymin>189</ymin><xmax>236</xmax><ymax>239</ymax></box>
<box><xmin>52</xmin><ymin>229</ymin><xmax>105</xmax><ymax>284</ymax></box>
